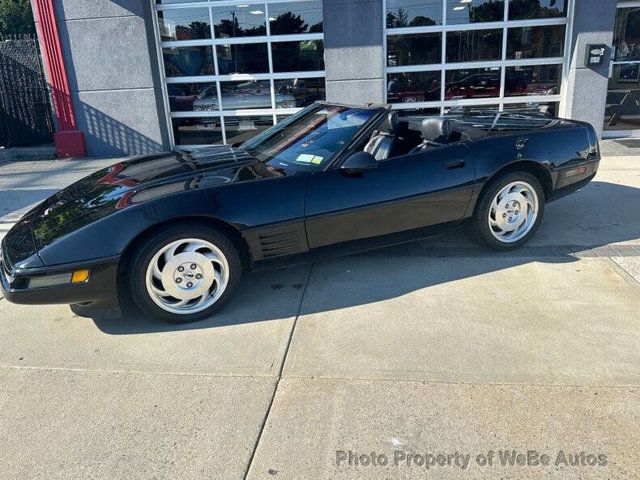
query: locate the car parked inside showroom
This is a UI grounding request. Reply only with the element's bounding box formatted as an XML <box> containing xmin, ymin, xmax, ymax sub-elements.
<box><xmin>1</xmin><ymin>102</ymin><xmax>600</xmax><ymax>323</ymax></box>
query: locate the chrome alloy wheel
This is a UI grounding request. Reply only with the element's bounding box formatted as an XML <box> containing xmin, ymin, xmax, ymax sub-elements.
<box><xmin>145</xmin><ymin>238</ymin><xmax>229</xmax><ymax>314</ymax></box>
<box><xmin>488</xmin><ymin>181</ymin><xmax>539</xmax><ymax>243</ymax></box>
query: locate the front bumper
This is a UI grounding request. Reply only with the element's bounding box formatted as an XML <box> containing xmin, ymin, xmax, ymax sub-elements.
<box><xmin>0</xmin><ymin>251</ymin><xmax>121</xmax><ymax>315</ymax></box>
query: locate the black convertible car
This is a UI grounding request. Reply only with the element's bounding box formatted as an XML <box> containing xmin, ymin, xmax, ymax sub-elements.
<box><xmin>1</xmin><ymin>102</ymin><xmax>599</xmax><ymax>323</ymax></box>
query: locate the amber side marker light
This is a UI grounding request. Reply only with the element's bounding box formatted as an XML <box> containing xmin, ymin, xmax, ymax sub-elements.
<box><xmin>71</xmin><ymin>269</ymin><xmax>90</xmax><ymax>283</ymax></box>
<box><xmin>565</xmin><ymin>166</ymin><xmax>587</xmax><ymax>178</ymax></box>
<box><xmin>28</xmin><ymin>269</ymin><xmax>90</xmax><ymax>289</ymax></box>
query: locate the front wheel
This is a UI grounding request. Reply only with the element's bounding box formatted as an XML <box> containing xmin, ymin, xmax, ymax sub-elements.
<box><xmin>128</xmin><ymin>223</ymin><xmax>242</xmax><ymax>323</ymax></box>
<box><xmin>466</xmin><ymin>172</ymin><xmax>545</xmax><ymax>251</ymax></box>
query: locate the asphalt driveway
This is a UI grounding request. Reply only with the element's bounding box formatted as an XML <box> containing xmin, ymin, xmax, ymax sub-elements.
<box><xmin>0</xmin><ymin>154</ymin><xmax>639</xmax><ymax>479</ymax></box>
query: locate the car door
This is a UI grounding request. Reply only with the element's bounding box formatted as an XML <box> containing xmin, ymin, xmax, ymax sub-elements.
<box><xmin>304</xmin><ymin>142</ymin><xmax>476</xmax><ymax>248</ymax></box>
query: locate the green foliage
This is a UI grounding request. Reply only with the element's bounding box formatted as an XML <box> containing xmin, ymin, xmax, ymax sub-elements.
<box><xmin>469</xmin><ymin>1</ymin><xmax>505</xmax><ymax>23</ymax></box>
<box><xmin>175</xmin><ymin>21</ymin><xmax>211</xmax><ymax>40</ymax></box>
<box><xmin>269</xmin><ymin>11</ymin><xmax>307</xmax><ymax>35</ymax></box>
<box><xmin>508</xmin><ymin>0</ymin><xmax>565</xmax><ymax>20</ymax></box>
<box><xmin>0</xmin><ymin>0</ymin><xmax>35</xmax><ymax>36</ymax></box>
<box><xmin>386</xmin><ymin>8</ymin><xmax>436</xmax><ymax>28</ymax></box>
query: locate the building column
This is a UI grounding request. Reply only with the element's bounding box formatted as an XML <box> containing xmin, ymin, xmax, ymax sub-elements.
<box><xmin>323</xmin><ymin>0</ymin><xmax>385</xmax><ymax>105</ymax></box>
<box><xmin>32</xmin><ymin>0</ymin><xmax>86</xmax><ymax>158</ymax></box>
<box><xmin>32</xmin><ymin>0</ymin><xmax>171</xmax><ymax>157</ymax></box>
<box><xmin>562</xmin><ymin>0</ymin><xmax>617</xmax><ymax>138</ymax></box>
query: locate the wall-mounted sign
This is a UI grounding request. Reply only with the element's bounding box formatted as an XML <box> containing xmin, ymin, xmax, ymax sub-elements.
<box><xmin>585</xmin><ymin>44</ymin><xmax>607</xmax><ymax>67</ymax></box>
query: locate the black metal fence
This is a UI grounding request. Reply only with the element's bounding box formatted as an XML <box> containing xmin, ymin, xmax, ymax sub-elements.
<box><xmin>0</xmin><ymin>34</ymin><xmax>54</xmax><ymax>148</ymax></box>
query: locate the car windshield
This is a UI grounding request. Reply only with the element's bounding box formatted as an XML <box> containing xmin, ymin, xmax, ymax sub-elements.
<box><xmin>240</xmin><ymin>103</ymin><xmax>378</xmax><ymax>172</ymax></box>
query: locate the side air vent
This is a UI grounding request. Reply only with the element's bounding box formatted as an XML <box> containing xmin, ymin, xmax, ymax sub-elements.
<box><xmin>244</xmin><ymin>223</ymin><xmax>308</xmax><ymax>261</ymax></box>
<box><xmin>259</xmin><ymin>230</ymin><xmax>303</xmax><ymax>258</ymax></box>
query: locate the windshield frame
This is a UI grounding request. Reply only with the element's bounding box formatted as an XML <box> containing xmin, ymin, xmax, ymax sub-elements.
<box><xmin>239</xmin><ymin>102</ymin><xmax>386</xmax><ymax>173</ymax></box>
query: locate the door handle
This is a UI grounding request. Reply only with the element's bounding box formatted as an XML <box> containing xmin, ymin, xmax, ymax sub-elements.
<box><xmin>444</xmin><ymin>159</ymin><xmax>465</xmax><ymax>169</ymax></box>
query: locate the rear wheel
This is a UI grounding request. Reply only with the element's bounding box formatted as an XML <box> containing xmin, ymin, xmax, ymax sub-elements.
<box><xmin>466</xmin><ymin>172</ymin><xmax>544</xmax><ymax>250</ymax></box>
<box><xmin>128</xmin><ymin>223</ymin><xmax>242</xmax><ymax>323</ymax></box>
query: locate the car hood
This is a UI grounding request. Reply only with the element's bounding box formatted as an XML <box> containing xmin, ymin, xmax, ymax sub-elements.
<box><xmin>12</xmin><ymin>146</ymin><xmax>281</xmax><ymax>258</ymax></box>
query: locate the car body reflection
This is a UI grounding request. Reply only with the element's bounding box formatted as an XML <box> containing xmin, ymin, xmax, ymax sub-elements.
<box><xmin>192</xmin><ymin>81</ymin><xmax>296</xmax><ymax>111</ymax></box>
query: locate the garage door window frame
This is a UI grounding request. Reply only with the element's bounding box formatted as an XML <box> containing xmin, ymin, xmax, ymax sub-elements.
<box><xmin>383</xmin><ymin>0</ymin><xmax>576</xmax><ymax>116</ymax></box>
<box><xmin>151</xmin><ymin>0</ymin><xmax>326</xmax><ymax>147</ymax></box>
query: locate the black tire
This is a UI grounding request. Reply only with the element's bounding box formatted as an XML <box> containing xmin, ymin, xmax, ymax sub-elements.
<box><xmin>465</xmin><ymin>172</ymin><xmax>545</xmax><ymax>251</ymax></box>
<box><xmin>127</xmin><ymin>222</ymin><xmax>242</xmax><ymax>323</ymax></box>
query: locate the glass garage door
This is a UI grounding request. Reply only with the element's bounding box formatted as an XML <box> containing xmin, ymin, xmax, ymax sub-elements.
<box><xmin>153</xmin><ymin>0</ymin><xmax>326</xmax><ymax>146</ymax></box>
<box><xmin>384</xmin><ymin>0</ymin><xmax>571</xmax><ymax>116</ymax></box>
<box><xmin>605</xmin><ymin>4</ymin><xmax>640</xmax><ymax>136</ymax></box>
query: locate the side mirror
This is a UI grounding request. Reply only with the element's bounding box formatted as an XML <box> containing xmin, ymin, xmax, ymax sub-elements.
<box><xmin>340</xmin><ymin>151</ymin><xmax>378</xmax><ymax>174</ymax></box>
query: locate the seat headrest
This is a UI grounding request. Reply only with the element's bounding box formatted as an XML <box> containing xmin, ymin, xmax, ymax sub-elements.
<box><xmin>421</xmin><ymin>118</ymin><xmax>451</xmax><ymax>144</ymax></box>
<box><xmin>379</xmin><ymin>112</ymin><xmax>398</xmax><ymax>132</ymax></box>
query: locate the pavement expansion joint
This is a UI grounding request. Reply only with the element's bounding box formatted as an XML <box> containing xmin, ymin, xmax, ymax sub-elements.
<box><xmin>279</xmin><ymin>374</ymin><xmax>640</xmax><ymax>390</ymax></box>
<box><xmin>243</xmin><ymin>262</ymin><xmax>315</xmax><ymax>480</ymax></box>
<box><xmin>0</xmin><ymin>364</ymin><xmax>277</xmax><ymax>379</ymax></box>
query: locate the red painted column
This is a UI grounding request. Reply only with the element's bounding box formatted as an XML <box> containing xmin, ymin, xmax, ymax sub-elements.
<box><xmin>32</xmin><ymin>0</ymin><xmax>86</xmax><ymax>158</ymax></box>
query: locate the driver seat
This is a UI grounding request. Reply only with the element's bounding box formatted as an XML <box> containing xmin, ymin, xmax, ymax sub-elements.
<box><xmin>410</xmin><ymin>118</ymin><xmax>452</xmax><ymax>153</ymax></box>
<box><xmin>364</xmin><ymin>112</ymin><xmax>398</xmax><ymax>161</ymax></box>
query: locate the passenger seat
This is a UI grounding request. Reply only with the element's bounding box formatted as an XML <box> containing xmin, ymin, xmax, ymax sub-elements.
<box><xmin>410</xmin><ymin>118</ymin><xmax>452</xmax><ymax>153</ymax></box>
<box><xmin>364</xmin><ymin>112</ymin><xmax>398</xmax><ymax>160</ymax></box>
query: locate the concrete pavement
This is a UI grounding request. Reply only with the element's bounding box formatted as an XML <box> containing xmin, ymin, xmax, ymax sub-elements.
<box><xmin>248</xmin><ymin>379</ymin><xmax>639</xmax><ymax>479</ymax></box>
<box><xmin>0</xmin><ymin>152</ymin><xmax>639</xmax><ymax>479</ymax></box>
<box><xmin>0</xmin><ymin>368</ymin><xmax>275</xmax><ymax>479</ymax></box>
